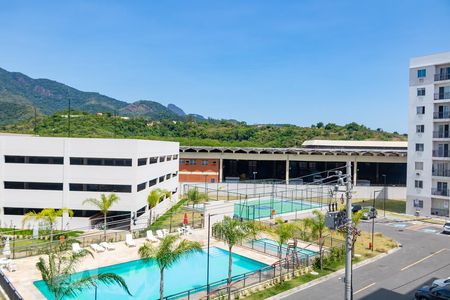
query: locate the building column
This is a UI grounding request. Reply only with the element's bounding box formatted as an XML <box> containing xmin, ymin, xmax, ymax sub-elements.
<box><xmin>353</xmin><ymin>160</ymin><xmax>358</xmax><ymax>186</ymax></box>
<box><xmin>219</xmin><ymin>158</ymin><xmax>223</xmax><ymax>182</ymax></box>
<box><xmin>285</xmin><ymin>156</ymin><xmax>290</xmax><ymax>184</ymax></box>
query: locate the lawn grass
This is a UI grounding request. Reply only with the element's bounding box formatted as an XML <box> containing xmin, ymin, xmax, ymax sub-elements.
<box><xmin>149</xmin><ymin>198</ymin><xmax>204</xmax><ymax>231</ymax></box>
<box><xmin>353</xmin><ymin>199</ymin><xmax>406</xmax><ymax>214</ymax></box>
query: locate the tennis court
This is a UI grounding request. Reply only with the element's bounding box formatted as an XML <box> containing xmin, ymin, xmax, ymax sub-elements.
<box><xmin>234</xmin><ymin>197</ymin><xmax>322</xmax><ymax>220</ymax></box>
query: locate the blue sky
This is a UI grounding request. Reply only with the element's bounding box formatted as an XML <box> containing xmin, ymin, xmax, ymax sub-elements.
<box><xmin>1</xmin><ymin>1</ymin><xmax>450</xmax><ymax>133</ymax></box>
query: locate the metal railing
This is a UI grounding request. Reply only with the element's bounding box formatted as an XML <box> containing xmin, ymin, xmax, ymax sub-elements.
<box><xmin>432</xmin><ymin>150</ymin><xmax>450</xmax><ymax>158</ymax></box>
<box><xmin>435</xmin><ymin>73</ymin><xmax>450</xmax><ymax>81</ymax></box>
<box><xmin>433</xmin><ymin>112</ymin><xmax>450</xmax><ymax>119</ymax></box>
<box><xmin>431</xmin><ymin>188</ymin><xmax>450</xmax><ymax>196</ymax></box>
<box><xmin>435</xmin><ymin>92</ymin><xmax>450</xmax><ymax>100</ymax></box>
<box><xmin>433</xmin><ymin>131</ymin><xmax>450</xmax><ymax>138</ymax></box>
<box><xmin>432</xmin><ymin>169</ymin><xmax>450</xmax><ymax>177</ymax></box>
<box><xmin>0</xmin><ymin>269</ymin><xmax>24</xmax><ymax>300</ymax></box>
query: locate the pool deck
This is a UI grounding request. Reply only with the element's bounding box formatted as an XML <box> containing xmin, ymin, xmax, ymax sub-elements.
<box><xmin>3</xmin><ymin>229</ymin><xmax>278</xmax><ymax>300</ymax></box>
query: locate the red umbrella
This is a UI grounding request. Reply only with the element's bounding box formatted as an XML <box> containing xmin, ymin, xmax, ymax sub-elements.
<box><xmin>183</xmin><ymin>213</ymin><xmax>189</xmax><ymax>226</ymax></box>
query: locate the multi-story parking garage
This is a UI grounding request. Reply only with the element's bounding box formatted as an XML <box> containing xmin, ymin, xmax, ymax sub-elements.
<box><xmin>179</xmin><ymin>140</ymin><xmax>407</xmax><ymax>186</ymax></box>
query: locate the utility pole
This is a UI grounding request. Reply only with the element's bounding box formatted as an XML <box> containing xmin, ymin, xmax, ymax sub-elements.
<box><xmin>345</xmin><ymin>161</ymin><xmax>353</xmax><ymax>300</ymax></box>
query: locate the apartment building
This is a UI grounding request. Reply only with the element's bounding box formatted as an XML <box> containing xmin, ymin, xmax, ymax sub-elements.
<box><xmin>0</xmin><ymin>135</ymin><xmax>179</xmax><ymax>229</ymax></box>
<box><xmin>407</xmin><ymin>52</ymin><xmax>450</xmax><ymax>217</ymax></box>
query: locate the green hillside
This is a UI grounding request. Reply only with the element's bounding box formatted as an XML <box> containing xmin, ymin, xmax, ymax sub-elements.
<box><xmin>1</xmin><ymin>112</ymin><xmax>407</xmax><ymax>148</ymax></box>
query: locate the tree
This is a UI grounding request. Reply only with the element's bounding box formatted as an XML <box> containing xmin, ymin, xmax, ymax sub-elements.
<box><xmin>22</xmin><ymin>208</ymin><xmax>73</xmax><ymax>243</ymax></box>
<box><xmin>83</xmin><ymin>194</ymin><xmax>120</xmax><ymax>241</ymax></box>
<box><xmin>36</xmin><ymin>243</ymin><xmax>131</xmax><ymax>300</ymax></box>
<box><xmin>271</xmin><ymin>218</ymin><xmax>295</xmax><ymax>258</ymax></box>
<box><xmin>186</xmin><ymin>188</ymin><xmax>208</xmax><ymax>227</ymax></box>
<box><xmin>304</xmin><ymin>210</ymin><xmax>326</xmax><ymax>270</ymax></box>
<box><xmin>212</xmin><ymin>217</ymin><xmax>259</xmax><ymax>300</ymax></box>
<box><xmin>138</xmin><ymin>235</ymin><xmax>202</xmax><ymax>300</ymax></box>
<box><xmin>351</xmin><ymin>211</ymin><xmax>363</xmax><ymax>257</ymax></box>
<box><xmin>147</xmin><ymin>189</ymin><xmax>169</xmax><ymax>225</ymax></box>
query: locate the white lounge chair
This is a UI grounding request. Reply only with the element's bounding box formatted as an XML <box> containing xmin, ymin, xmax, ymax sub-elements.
<box><xmin>156</xmin><ymin>230</ymin><xmax>165</xmax><ymax>239</ymax></box>
<box><xmin>146</xmin><ymin>231</ymin><xmax>159</xmax><ymax>243</ymax></box>
<box><xmin>177</xmin><ymin>228</ymin><xmax>184</xmax><ymax>235</ymax></box>
<box><xmin>125</xmin><ymin>234</ymin><xmax>136</xmax><ymax>247</ymax></box>
<box><xmin>6</xmin><ymin>262</ymin><xmax>17</xmax><ymax>272</ymax></box>
<box><xmin>100</xmin><ymin>242</ymin><xmax>116</xmax><ymax>251</ymax></box>
<box><xmin>72</xmin><ymin>243</ymin><xmax>82</xmax><ymax>253</ymax></box>
<box><xmin>0</xmin><ymin>258</ymin><xmax>11</xmax><ymax>267</ymax></box>
<box><xmin>185</xmin><ymin>225</ymin><xmax>193</xmax><ymax>235</ymax></box>
<box><xmin>90</xmin><ymin>243</ymin><xmax>105</xmax><ymax>253</ymax></box>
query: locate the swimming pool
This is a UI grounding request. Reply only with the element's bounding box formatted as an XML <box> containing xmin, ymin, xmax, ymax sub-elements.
<box><xmin>234</xmin><ymin>197</ymin><xmax>322</xmax><ymax>220</ymax></box>
<box><xmin>250</xmin><ymin>238</ymin><xmax>318</xmax><ymax>258</ymax></box>
<box><xmin>34</xmin><ymin>247</ymin><xmax>267</xmax><ymax>300</ymax></box>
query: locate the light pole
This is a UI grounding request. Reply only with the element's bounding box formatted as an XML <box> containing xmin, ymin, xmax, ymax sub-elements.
<box><xmin>381</xmin><ymin>174</ymin><xmax>387</xmax><ymax>218</ymax></box>
<box><xmin>372</xmin><ymin>190</ymin><xmax>382</xmax><ymax>252</ymax></box>
<box><xmin>204</xmin><ymin>173</ymin><xmax>208</xmax><ymax>193</ymax></box>
<box><xmin>206</xmin><ymin>213</ymin><xmax>219</xmax><ymax>300</ymax></box>
<box><xmin>344</xmin><ymin>162</ymin><xmax>353</xmax><ymax>300</ymax></box>
<box><xmin>253</xmin><ymin>171</ymin><xmax>257</xmax><ymax>195</ymax></box>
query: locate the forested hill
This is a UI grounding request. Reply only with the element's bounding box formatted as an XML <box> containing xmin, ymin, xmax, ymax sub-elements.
<box><xmin>1</xmin><ymin>111</ymin><xmax>407</xmax><ymax>148</ymax></box>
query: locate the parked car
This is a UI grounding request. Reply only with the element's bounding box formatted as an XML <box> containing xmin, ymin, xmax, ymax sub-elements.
<box><xmin>361</xmin><ymin>207</ymin><xmax>378</xmax><ymax>220</ymax></box>
<box><xmin>352</xmin><ymin>204</ymin><xmax>362</xmax><ymax>213</ymax></box>
<box><xmin>415</xmin><ymin>285</ymin><xmax>450</xmax><ymax>299</ymax></box>
<box><xmin>432</xmin><ymin>277</ymin><xmax>450</xmax><ymax>288</ymax></box>
<box><xmin>443</xmin><ymin>222</ymin><xmax>450</xmax><ymax>234</ymax></box>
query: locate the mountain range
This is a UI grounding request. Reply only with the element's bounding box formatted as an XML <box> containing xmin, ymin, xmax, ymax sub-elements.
<box><xmin>0</xmin><ymin>67</ymin><xmax>203</xmax><ymax>125</ymax></box>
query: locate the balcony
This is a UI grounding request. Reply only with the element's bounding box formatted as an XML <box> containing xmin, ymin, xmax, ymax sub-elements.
<box><xmin>433</xmin><ymin>131</ymin><xmax>450</xmax><ymax>138</ymax></box>
<box><xmin>433</xmin><ymin>112</ymin><xmax>450</xmax><ymax>119</ymax></box>
<box><xmin>431</xmin><ymin>188</ymin><xmax>450</xmax><ymax>196</ymax></box>
<box><xmin>434</xmin><ymin>92</ymin><xmax>450</xmax><ymax>100</ymax></box>
<box><xmin>432</xmin><ymin>150</ymin><xmax>450</xmax><ymax>157</ymax></box>
<box><xmin>435</xmin><ymin>73</ymin><xmax>450</xmax><ymax>81</ymax></box>
<box><xmin>432</xmin><ymin>169</ymin><xmax>450</xmax><ymax>177</ymax></box>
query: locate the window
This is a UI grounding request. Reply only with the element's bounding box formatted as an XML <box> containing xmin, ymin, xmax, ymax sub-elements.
<box><xmin>190</xmin><ymin>160</ymin><xmax>196</xmax><ymax>165</ymax></box>
<box><xmin>417</xmin><ymin>88</ymin><xmax>426</xmax><ymax>96</ymax></box>
<box><xmin>166</xmin><ymin>174</ymin><xmax>171</xmax><ymax>180</ymax></box>
<box><xmin>184</xmin><ymin>160</ymin><xmax>190</xmax><ymax>165</ymax></box>
<box><xmin>138</xmin><ymin>158</ymin><xmax>147</xmax><ymax>166</ymax></box>
<box><xmin>69</xmin><ymin>183</ymin><xmax>131</xmax><ymax>193</ymax></box>
<box><xmin>415</xmin><ymin>143</ymin><xmax>424</xmax><ymax>152</ymax></box>
<box><xmin>149</xmin><ymin>157</ymin><xmax>158</xmax><ymax>164</ymax></box>
<box><xmin>136</xmin><ymin>206</ymin><xmax>146</xmax><ymax>218</ymax></box>
<box><xmin>4</xmin><ymin>181</ymin><xmax>63</xmax><ymax>191</ymax></box>
<box><xmin>413</xmin><ymin>199</ymin><xmax>424</xmax><ymax>208</ymax></box>
<box><xmin>415</xmin><ymin>162</ymin><xmax>424</xmax><ymax>171</ymax></box>
<box><xmin>159</xmin><ymin>176</ymin><xmax>165</xmax><ymax>183</ymax></box>
<box><xmin>414</xmin><ymin>180</ymin><xmax>423</xmax><ymax>188</ymax></box>
<box><xmin>166</xmin><ymin>155</ymin><xmax>172</xmax><ymax>161</ymax></box>
<box><xmin>5</xmin><ymin>155</ymin><xmax>63</xmax><ymax>165</ymax></box>
<box><xmin>416</xmin><ymin>106</ymin><xmax>425</xmax><ymax>115</ymax></box>
<box><xmin>212</xmin><ymin>161</ymin><xmax>217</xmax><ymax>165</ymax></box>
<box><xmin>137</xmin><ymin>182</ymin><xmax>147</xmax><ymax>192</ymax></box>
<box><xmin>416</xmin><ymin>125</ymin><xmax>425</xmax><ymax>133</ymax></box>
<box><xmin>417</xmin><ymin>69</ymin><xmax>426</xmax><ymax>78</ymax></box>
<box><xmin>173</xmin><ymin>154</ymin><xmax>178</xmax><ymax>160</ymax></box>
<box><xmin>70</xmin><ymin>157</ymin><xmax>132</xmax><ymax>167</ymax></box>
<box><xmin>149</xmin><ymin>179</ymin><xmax>157</xmax><ymax>187</ymax></box>
<box><xmin>201</xmin><ymin>160</ymin><xmax>208</xmax><ymax>166</ymax></box>
<box><xmin>159</xmin><ymin>156</ymin><xmax>166</xmax><ymax>162</ymax></box>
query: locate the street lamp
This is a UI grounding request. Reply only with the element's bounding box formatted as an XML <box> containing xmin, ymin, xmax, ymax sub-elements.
<box><xmin>381</xmin><ymin>174</ymin><xmax>387</xmax><ymax>218</ymax></box>
<box><xmin>206</xmin><ymin>213</ymin><xmax>220</xmax><ymax>300</ymax></box>
<box><xmin>253</xmin><ymin>171</ymin><xmax>258</xmax><ymax>195</ymax></box>
<box><xmin>371</xmin><ymin>190</ymin><xmax>382</xmax><ymax>252</ymax></box>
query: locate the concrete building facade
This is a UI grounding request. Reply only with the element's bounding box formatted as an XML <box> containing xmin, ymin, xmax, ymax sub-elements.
<box><xmin>0</xmin><ymin>135</ymin><xmax>179</xmax><ymax>229</ymax></box>
<box><xmin>407</xmin><ymin>52</ymin><xmax>450</xmax><ymax>217</ymax></box>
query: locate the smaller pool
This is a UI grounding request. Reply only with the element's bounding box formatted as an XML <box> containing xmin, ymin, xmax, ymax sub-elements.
<box><xmin>251</xmin><ymin>238</ymin><xmax>318</xmax><ymax>258</ymax></box>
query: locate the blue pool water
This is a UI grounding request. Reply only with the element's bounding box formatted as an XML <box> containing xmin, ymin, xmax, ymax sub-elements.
<box><xmin>254</xmin><ymin>238</ymin><xmax>319</xmax><ymax>257</ymax></box>
<box><xmin>34</xmin><ymin>247</ymin><xmax>267</xmax><ymax>300</ymax></box>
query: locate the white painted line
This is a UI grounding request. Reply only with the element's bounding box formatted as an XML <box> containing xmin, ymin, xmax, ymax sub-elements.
<box><xmin>354</xmin><ymin>282</ymin><xmax>376</xmax><ymax>295</ymax></box>
<box><xmin>401</xmin><ymin>248</ymin><xmax>447</xmax><ymax>271</ymax></box>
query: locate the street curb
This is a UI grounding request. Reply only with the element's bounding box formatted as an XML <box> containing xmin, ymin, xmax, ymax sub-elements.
<box><xmin>266</xmin><ymin>246</ymin><xmax>402</xmax><ymax>300</ymax></box>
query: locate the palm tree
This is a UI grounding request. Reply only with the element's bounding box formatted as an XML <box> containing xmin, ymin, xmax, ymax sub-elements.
<box><xmin>351</xmin><ymin>210</ymin><xmax>363</xmax><ymax>257</ymax></box>
<box><xmin>147</xmin><ymin>189</ymin><xmax>169</xmax><ymax>225</ymax></box>
<box><xmin>83</xmin><ymin>193</ymin><xmax>120</xmax><ymax>241</ymax></box>
<box><xmin>22</xmin><ymin>208</ymin><xmax>74</xmax><ymax>243</ymax></box>
<box><xmin>36</xmin><ymin>243</ymin><xmax>131</xmax><ymax>300</ymax></box>
<box><xmin>304</xmin><ymin>210</ymin><xmax>326</xmax><ymax>270</ymax></box>
<box><xmin>186</xmin><ymin>188</ymin><xmax>207</xmax><ymax>227</ymax></box>
<box><xmin>138</xmin><ymin>235</ymin><xmax>202</xmax><ymax>300</ymax></box>
<box><xmin>212</xmin><ymin>216</ymin><xmax>259</xmax><ymax>300</ymax></box>
<box><xmin>271</xmin><ymin>218</ymin><xmax>295</xmax><ymax>258</ymax></box>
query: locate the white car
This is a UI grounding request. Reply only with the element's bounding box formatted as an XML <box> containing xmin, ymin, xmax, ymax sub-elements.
<box><xmin>443</xmin><ymin>222</ymin><xmax>450</xmax><ymax>234</ymax></box>
<box><xmin>432</xmin><ymin>277</ymin><xmax>450</xmax><ymax>287</ymax></box>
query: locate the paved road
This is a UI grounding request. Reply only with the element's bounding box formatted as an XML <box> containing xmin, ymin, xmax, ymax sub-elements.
<box><xmin>281</xmin><ymin>220</ymin><xmax>450</xmax><ymax>300</ymax></box>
